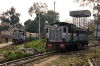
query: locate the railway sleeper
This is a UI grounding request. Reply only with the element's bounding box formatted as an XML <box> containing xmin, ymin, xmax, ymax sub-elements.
<box><xmin>16</xmin><ymin>62</ymin><xmax>23</xmax><ymax>66</ymax></box>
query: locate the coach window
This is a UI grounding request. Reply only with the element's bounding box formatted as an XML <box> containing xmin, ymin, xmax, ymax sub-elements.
<box><xmin>68</xmin><ymin>28</ymin><xmax>71</xmax><ymax>33</ymax></box>
<box><xmin>63</xmin><ymin>27</ymin><xmax>66</xmax><ymax>33</ymax></box>
<box><xmin>76</xmin><ymin>30</ymin><xmax>79</xmax><ymax>36</ymax></box>
<box><xmin>46</xmin><ymin>28</ymin><xmax>48</xmax><ymax>33</ymax></box>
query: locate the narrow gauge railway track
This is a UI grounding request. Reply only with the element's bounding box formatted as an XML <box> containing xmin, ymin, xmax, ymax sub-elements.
<box><xmin>88</xmin><ymin>43</ymin><xmax>100</xmax><ymax>47</ymax></box>
<box><xmin>84</xmin><ymin>43</ymin><xmax>100</xmax><ymax>50</ymax></box>
<box><xmin>0</xmin><ymin>43</ymin><xmax>99</xmax><ymax>66</ymax></box>
<box><xmin>0</xmin><ymin>51</ymin><xmax>57</xmax><ymax>66</ymax></box>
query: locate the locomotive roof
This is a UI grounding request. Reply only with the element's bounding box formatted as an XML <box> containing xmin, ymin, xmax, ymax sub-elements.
<box><xmin>14</xmin><ymin>29</ymin><xmax>25</xmax><ymax>32</ymax></box>
<box><xmin>52</xmin><ymin>22</ymin><xmax>75</xmax><ymax>26</ymax></box>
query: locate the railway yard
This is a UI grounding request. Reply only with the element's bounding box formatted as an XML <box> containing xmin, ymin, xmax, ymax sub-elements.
<box><xmin>0</xmin><ymin>39</ymin><xmax>100</xmax><ymax>66</ymax></box>
<box><xmin>0</xmin><ymin>8</ymin><xmax>95</xmax><ymax>66</ymax></box>
<box><xmin>0</xmin><ymin>0</ymin><xmax>100</xmax><ymax>66</ymax></box>
<box><xmin>0</xmin><ymin>19</ymin><xmax>99</xmax><ymax>66</ymax></box>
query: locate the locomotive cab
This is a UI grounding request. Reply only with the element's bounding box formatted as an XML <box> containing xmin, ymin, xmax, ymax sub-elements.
<box><xmin>12</xmin><ymin>30</ymin><xmax>25</xmax><ymax>44</ymax></box>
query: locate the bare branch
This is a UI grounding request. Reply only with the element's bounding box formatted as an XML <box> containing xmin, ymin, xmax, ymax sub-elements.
<box><xmin>28</xmin><ymin>2</ymin><xmax>48</xmax><ymax>17</ymax></box>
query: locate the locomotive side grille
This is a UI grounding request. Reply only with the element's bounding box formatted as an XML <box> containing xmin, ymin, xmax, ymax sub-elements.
<box><xmin>56</xmin><ymin>28</ymin><xmax>62</xmax><ymax>41</ymax></box>
<box><xmin>52</xmin><ymin>30</ymin><xmax>56</xmax><ymax>40</ymax></box>
<box><xmin>48</xmin><ymin>27</ymin><xmax>62</xmax><ymax>42</ymax></box>
<box><xmin>49</xmin><ymin>29</ymin><xmax>52</xmax><ymax>40</ymax></box>
<box><xmin>13</xmin><ymin>32</ymin><xmax>23</xmax><ymax>39</ymax></box>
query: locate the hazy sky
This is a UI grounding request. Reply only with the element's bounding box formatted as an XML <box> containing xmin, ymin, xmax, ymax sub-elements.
<box><xmin>0</xmin><ymin>0</ymin><xmax>91</xmax><ymax>25</ymax></box>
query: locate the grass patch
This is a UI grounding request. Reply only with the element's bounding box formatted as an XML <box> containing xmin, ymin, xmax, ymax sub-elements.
<box><xmin>0</xmin><ymin>39</ymin><xmax>46</xmax><ymax>63</ymax></box>
<box><xmin>88</xmin><ymin>35</ymin><xmax>98</xmax><ymax>44</ymax></box>
<box><xmin>24</xmin><ymin>39</ymin><xmax>46</xmax><ymax>53</ymax></box>
<box><xmin>4</xmin><ymin>50</ymin><xmax>29</xmax><ymax>61</ymax></box>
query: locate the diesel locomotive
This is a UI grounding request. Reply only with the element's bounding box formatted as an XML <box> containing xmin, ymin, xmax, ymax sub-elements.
<box><xmin>46</xmin><ymin>22</ymin><xmax>88</xmax><ymax>51</ymax></box>
<box><xmin>12</xmin><ymin>29</ymin><xmax>38</xmax><ymax>44</ymax></box>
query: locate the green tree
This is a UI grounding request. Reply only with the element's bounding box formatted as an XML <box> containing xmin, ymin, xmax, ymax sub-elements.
<box><xmin>24</xmin><ymin>19</ymin><xmax>38</xmax><ymax>33</ymax></box>
<box><xmin>26</xmin><ymin>2</ymin><xmax>60</xmax><ymax>33</ymax></box>
<box><xmin>15</xmin><ymin>23</ymin><xmax>23</xmax><ymax>30</ymax></box>
<box><xmin>24</xmin><ymin>10</ymin><xmax>60</xmax><ymax>33</ymax></box>
<box><xmin>45</xmin><ymin>10</ymin><xmax>60</xmax><ymax>25</ymax></box>
<box><xmin>0</xmin><ymin>7</ymin><xmax>20</xmax><ymax>30</ymax></box>
<box><xmin>28</xmin><ymin>2</ymin><xmax>48</xmax><ymax>33</ymax></box>
<box><xmin>0</xmin><ymin>25</ymin><xmax>9</xmax><ymax>32</ymax></box>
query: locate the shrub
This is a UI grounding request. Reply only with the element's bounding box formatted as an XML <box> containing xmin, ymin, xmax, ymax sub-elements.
<box><xmin>4</xmin><ymin>51</ymin><xmax>16</xmax><ymax>61</ymax></box>
<box><xmin>24</xmin><ymin>39</ymin><xmax>46</xmax><ymax>53</ymax></box>
<box><xmin>4</xmin><ymin>50</ymin><xmax>29</xmax><ymax>61</ymax></box>
<box><xmin>15</xmin><ymin>51</ymin><xmax>29</xmax><ymax>59</ymax></box>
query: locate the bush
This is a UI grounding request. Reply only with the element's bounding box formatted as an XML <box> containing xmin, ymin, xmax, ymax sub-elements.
<box><xmin>0</xmin><ymin>39</ymin><xmax>46</xmax><ymax>62</ymax></box>
<box><xmin>15</xmin><ymin>51</ymin><xmax>29</xmax><ymax>59</ymax></box>
<box><xmin>24</xmin><ymin>39</ymin><xmax>46</xmax><ymax>53</ymax></box>
<box><xmin>4</xmin><ymin>51</ymin><xmax>16</xmax><ymax>61</ymax></box>
<box><xmin>4</xmin><ymin>50</ymin><xmax>29</xmax><ymax>61</ymax></box>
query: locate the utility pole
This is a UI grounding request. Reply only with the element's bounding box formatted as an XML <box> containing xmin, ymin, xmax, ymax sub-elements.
<box><xmin>54</xmin><ymin>1</ymin><xmax>55</xmax><ymax>23</ymax></box>
<box><xmin>36</xmin><ymin>11</ymin><xmax>40</xmax><ymax>40</ymax></box>
<box><xmin>39</xmin><ymin>11</ymin><xmax>40</xmax><ymax>40</ymax></box>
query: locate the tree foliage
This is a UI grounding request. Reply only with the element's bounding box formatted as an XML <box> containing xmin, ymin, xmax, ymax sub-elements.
<box><xmin>0</xmin><ymin>7</ymin><xmax>23</xmax><ymax>29</ymax></box>
<box><xmin>24</xmin><ymin>10</ymin><xmax>60</xmax><ymax>33</ymax></box>
<box><xmin>88</xmin><ymin>19</ymin><xmax>95</xmax><ymax>32</ymax></box>
<box><xmin>45</xmin><ymin>10</ymin><xmax>60</xmax><ymax>25</ymax></box>
<box><xmin>24</xmin><ymin>19</ymin><xmax>38</xmax><ymax>33</ymax></box>
<box><xmin>0</xmin><ymin>7</ymin><xmax>20</xmax><ymax>30</ymax></box>
<box><xmin>26</xmin><ymin>2</ymin><xmax>60</xmax><ymax>33</ymax></box>
<box><xmin>0</xmin><ymin>25</ymin><xmax>9</xmax><ymax>32</ymax></box>
<box><xmin>27</xmin><ymin>2</ymin><xmax>48</xmax><ymax>33</ymax></box>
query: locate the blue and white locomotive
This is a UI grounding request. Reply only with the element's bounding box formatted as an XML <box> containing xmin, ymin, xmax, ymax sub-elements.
<box><xmin>12</xmin><ymin>29</ymin><xmax>37</xmax><ymax>44</ymax></box>
<box><xmin>46</xmin><ymin>22</ymin><xmax>88</xmax><ymax>50</ymax></box>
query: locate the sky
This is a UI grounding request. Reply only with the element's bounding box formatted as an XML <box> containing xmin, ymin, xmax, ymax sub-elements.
<box><xmin>0</xmin><ymin>0</ymin><xmax>92</xmax><ymax>25</ymax></box>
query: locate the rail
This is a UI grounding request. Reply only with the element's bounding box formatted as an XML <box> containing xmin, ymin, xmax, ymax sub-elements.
<box><xmin>0</xmin><ymin>51</ymin><xmax>56</xmax><ymax>66</ymax></box>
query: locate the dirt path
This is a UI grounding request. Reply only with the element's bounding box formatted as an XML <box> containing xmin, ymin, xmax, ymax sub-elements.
<box><xmin>0</xmin><ymin>42</ymin><xmax>12</xmax><ymax>48</ymax></box>
<box><xmin>34</xmin><ymin>55</ymin><xmax>59</xmax><ymax>66</ymax></box>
